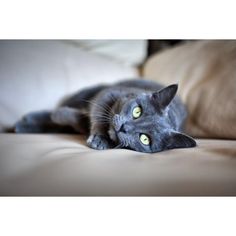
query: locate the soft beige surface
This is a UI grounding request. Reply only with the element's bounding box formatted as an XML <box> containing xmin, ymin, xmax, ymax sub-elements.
<box><xmin>0</xmin><ymin>134</ymin><xmax>236</xmax><ymax>196</ymax></box>
<box><xmin>144</xmin><ymin>40</ymin><xmax>236</xmax><ymax>139</ymax></box>
<box><xmin>0</xmin><ymin>40</ymin><xmax>137</xmax><ymax>130</ymax></box>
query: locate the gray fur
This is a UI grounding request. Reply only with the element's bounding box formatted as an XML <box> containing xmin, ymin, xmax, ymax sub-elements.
<box><xmin>14</xmin><ymin>79</ymin><xmax>196</xmax><ymax>153</ymax></box>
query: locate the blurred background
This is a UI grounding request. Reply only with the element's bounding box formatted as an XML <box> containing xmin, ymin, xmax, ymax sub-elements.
<box><xmin>0</xmin><ymin>39</ymin><xmax>235</xmax><ymax>139</ymax></box>
<box><xmin>0</xmin><ymin>39</ymin><xmax>186</xmax><ymax>130</ymax></box>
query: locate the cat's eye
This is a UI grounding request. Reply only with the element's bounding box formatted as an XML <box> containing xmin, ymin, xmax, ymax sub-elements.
<box><xmin>140</xmin><ymin>134</ymin><xmax>150</xmax><ymax>145</ymax></box>
<box><xmin>132</xmin><ymin>106</ymin><xmax>142</xmax><ymax>119</ymax></box>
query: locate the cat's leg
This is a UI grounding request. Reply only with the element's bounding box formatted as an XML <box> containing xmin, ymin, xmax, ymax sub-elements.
<box><xmin>86</xmin><ymin>123</ymin><xmax>115</xmax><ymax>150</ymax></box>
<box><xmin>87</xmin><ymin>134</ymin><xmax>111</xmax><ymax>150</ymax></box>
<box><xmin>87</xmin><ymin>133</ymin><xmax>112</xmax><ymax>150</ymax></box>
<box><xmin>14</xmin><ymin>110</ymin><xmax>69</xmax><ymax>133</ymax></box>
<box><xmin>85</xmin><ymin>91</ymin><xmax>117</xmax><ymax>150</ymax></box>
<box><xmin>15</xmin><ymin>107</ymin><xmax>89</xmax><ymax>134</ymax></box>
<box><xmin>51</xmin><ymin>107</ymin><xmax>89</xmax><ymax>134</ymax></box>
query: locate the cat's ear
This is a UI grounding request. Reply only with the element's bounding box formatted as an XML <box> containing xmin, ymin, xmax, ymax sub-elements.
<box><xmin>151</xmin><ymin>84</ymin><xmax>178</xmax><ymax>110</ymax></box>
<box><xmin>165</xmin><ymin>131</ymin><xmax>196</xmax><ymax>149</ymax></box>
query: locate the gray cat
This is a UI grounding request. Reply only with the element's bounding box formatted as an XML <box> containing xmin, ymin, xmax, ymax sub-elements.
<box><xmin>14</xmin><ymin>79</ymin><xmax>196</xmax><ymax>153</ymax></box>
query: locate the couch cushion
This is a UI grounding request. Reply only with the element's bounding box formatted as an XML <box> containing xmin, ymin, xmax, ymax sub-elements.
<box><xmin>0</xmin><ymin>40</ymin><xmax>137</xmax><ymax>130</ymax></box>
<box><xmin>0</xmin><ymin>134</ymin><xmax>236</xmax><ymax>196</ymax></box>
<box><xmin>143</xmin><ymin>40</ymin><xmax>236</xmax><ymax>139</ymax></box>
<box><xmin>66</xmin><ymin>40</ymin><xmax>147</xmax><ymax>66</ymax></box>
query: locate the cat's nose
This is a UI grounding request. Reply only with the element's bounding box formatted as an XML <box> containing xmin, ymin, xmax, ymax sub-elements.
<box><xmin>113</xmin><ymin>114</ymin><xmax>129</xmax><ymax>132</ymax></box>
<box><xmin>119</xmin><ymin>124</ymin><xmax>129</xmax><ymax>133</ymax></box>
<box><xmin>119</xmin><ymin>124</ymin><xmax>126</xmax><ymax>133</ymax></box>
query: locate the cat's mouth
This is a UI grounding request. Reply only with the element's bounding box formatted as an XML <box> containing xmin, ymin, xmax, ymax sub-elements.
<box><xmin>108</xmin><ymin>125</ymin><xmax>131</xmax><ymax>149</ymax></box>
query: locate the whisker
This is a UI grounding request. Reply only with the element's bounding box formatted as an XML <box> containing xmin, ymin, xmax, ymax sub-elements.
<box><xmin>90</xmin><ymin>100</ymin><xmax>112</xmax><ymax>114</ymax></box>
<box><xmin>92</xmin><ymin>111</ymin><xmax>112</xmax><ymax>118</ymax></box>
<box><xmin>91</xmin><ymin>119</ymin><xmax>110</xmax><ymax>123</ymax></box>
<box><xmin>81</xmin><ymin>99</ymin><xmax>110</xmax><ymax>114</ymax></box>
<box><xmin>77</xmin><ymin>108</ymin><xmax>113</xmax><ymax>123</ymax></box>
<box><xmin>90</xmin><ymin>118</ymin><xmax>110</xmax><ymax>122</ymax></box>
<box><xmin>83</xmin><ymin>98</ymin><xmax>115</xmax><ymax>116</ymax></box>
<box><xmin>114</xmin><ymin>143</ymin><xmax>122</xmax><ymax>149</ymax></box>
<box><xmin>103</xmin><ymin>101</ymin><xmax>115</xmax><ymax>116</ymax></box>
<box><xmin>90</xmin><ymin>114</ymin><xmax>111</xmax><ymax>119</ymax></box>
<box><xmin>79</xmin><ymin>98</ymin><xmax>116</xmax><ymax>124</ymax></box>
<box><xmin>90</xmin><ymin>114</ymin><xmax>112</xmax><ymax>122</ymax></box>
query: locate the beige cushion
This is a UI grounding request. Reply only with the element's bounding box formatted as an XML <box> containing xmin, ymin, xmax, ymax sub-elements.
<box><xmin>0</xmin><ymin>40</ymin><xmax>137</xmax><ymax>130</ymax></box>
<box><xmin>143</xmin><ymin>40</ymin><xmax>236</xmax><ymax>139</ymax></box>
<box><xmin>0</xmin><ymin>134</ymin><xmax>236</xmax><ymax>196</ymax></box>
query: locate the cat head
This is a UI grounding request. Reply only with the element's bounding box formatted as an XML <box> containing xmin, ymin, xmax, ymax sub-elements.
<box><xmin>108</xmin><ymin>84</ymin><xmax>196</xmax><ymax>153</ymax></box>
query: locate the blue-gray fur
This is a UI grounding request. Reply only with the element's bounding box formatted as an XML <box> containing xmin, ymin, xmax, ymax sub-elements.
<box><xmin>14</xmin><ymin>79</ymin><xmax>196</xmax><ymax>153</ymax></box>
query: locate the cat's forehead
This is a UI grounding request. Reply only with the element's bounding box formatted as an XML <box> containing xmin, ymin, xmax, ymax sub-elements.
<box><xmin>118</xmin><ymin>94</ymin><xmax>168</xmax><ymax>120</ymax></box>
<box><xmin>125</xmin><ymin>93</ymin><xmax>155</xmax><ymax>108</ymax></box>
<box><xmin>136</xmin><ymin>93</ymin><xmax>151</xmax><ymax>102</ymax></box>
<box><xmin>141</xmin><ymin>115</ymin><xmax>170</xmax><ymax>131</ymax></box>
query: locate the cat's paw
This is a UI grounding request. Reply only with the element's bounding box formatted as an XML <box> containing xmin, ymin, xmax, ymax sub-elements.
<box><xmin>14</xmin><ymin>111</ymin><xmax>51</xmax><ymax>133</ymax></box>
<box><xmin>87</xmin><ymin>134</ymin><xmax>111</xmax><ymax>150</ymax></box>
<box><xmin>14</xmin><ymin>119</ymin><xmax>40</xmax><ymax>133</ymax></box>
<box><xmin>14</xmin><ymin>120</ymin><xmax>27</xmax><ymax>133</ymax></box>
<box><xmin>14</xmin><ymin>115</ymin><xmax>33</xmax><ymax>133</ymax></box>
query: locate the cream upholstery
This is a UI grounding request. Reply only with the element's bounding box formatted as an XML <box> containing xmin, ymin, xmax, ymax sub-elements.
<box><xmin>0</xmin><ymin>40</ymin><xmax>236</xmax><ymax>196</ymax></box>
<box><xmin>0</xmin><ymin>134</ymin><xmax>236</xmax><ymax>196</ymax></box>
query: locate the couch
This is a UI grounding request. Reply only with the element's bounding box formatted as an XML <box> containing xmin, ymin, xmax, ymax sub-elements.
<box><xmin>0</xmin><ymin>40</ymin><xmax>235</xmax><ymax>196</ymax></box>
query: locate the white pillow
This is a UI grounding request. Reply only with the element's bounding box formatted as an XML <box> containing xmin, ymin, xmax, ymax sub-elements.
<box><xmin>0</xmin><ymin>40</ymin><xmax>137</xmax><ymax>130</ymax></box>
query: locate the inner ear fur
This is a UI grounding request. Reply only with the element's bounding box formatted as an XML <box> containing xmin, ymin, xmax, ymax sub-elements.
<box><xmin>151</xmin><ymin>84</ymin><xmax>178</xmax><ymax>109</ymax></box>
<box><xmin>165</xmin><ymin>131</ymin><xmax>197</xmax><ymax>149</ymax></box>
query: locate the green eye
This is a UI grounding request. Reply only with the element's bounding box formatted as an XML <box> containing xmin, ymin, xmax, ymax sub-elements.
<box><xmin>140</xmin><ymin>134</ymin><xmax>150</xmax><ymax>145</ymax></box>
<box><xmin>132</xmin><ymin>106</ymin><xmax>142</xmax><ymax>119</ymax></box>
